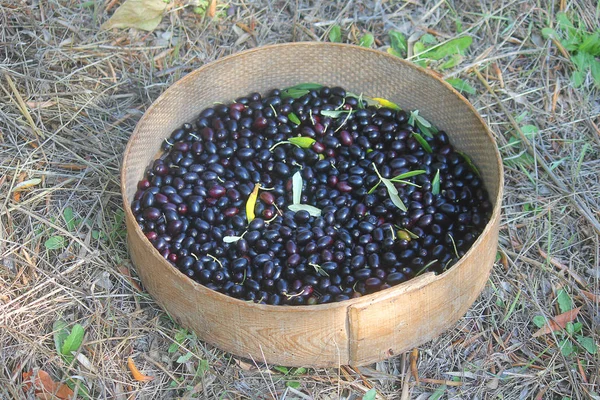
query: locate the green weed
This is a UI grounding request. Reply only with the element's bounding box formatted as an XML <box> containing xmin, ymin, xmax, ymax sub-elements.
<box><xmin>542</xmin><ymin>12</ymin><xmax>600</xmax><ymax>88</ymax></box>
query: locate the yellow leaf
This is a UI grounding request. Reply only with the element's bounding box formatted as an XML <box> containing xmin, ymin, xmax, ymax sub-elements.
<box><xmin>372</xmin><ymin>97</ymin><xmax>401</xmax><ymax>110</ymax></box>
<box><xmin>207</xmin><ymin>0</ymin><xmax>217</xmax><ymax>18</ymax></box>
<box><xmin>13</xmin><ymin>178</ymin><xmax>42</xmax><ymax>192</ymax></box>
<box><xmin>245</xmin><ymin>183</ymin><xmax>260</xmax><ymax>223</ymax></box>
<box><xmin>101</xmin><ymin>0</ymin><xmax>167</xmax><ymax>32</ymax></box>
<box><xmin>127</xmin><ymin>357</ymin><xmax>154</xmax><ymax>382</ymax></box>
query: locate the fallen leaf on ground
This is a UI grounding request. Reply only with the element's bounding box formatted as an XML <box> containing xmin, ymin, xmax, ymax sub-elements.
<box><xmin>26</xmin><ymin>100</ymin><xmax>56</xmax><ymax>108</ymax></box>
<box><xmin>128</xmin><ymin>357</ymin><xmax>154</xmax><ymax>382</ymax></box>
<box><xmin>582</xmin><ymin>290</ymin><xmax>599</xmax><ymax>303</ymax></box>
<box><xmin>101</xmin><ymin>0</ymin><xmax>167</xmax><ymax>32</ymax></box>
<box><xmin>117</xmin><ymin>265</ymin><xmax>142</xmax><ymax>291</ymax></box>
<box><xmin>207</xmin><ymin>0</ymin><xmax>217</xmax><ymax>18</ymax></box>
<box><xmin>22</xmin><ymin>370</ymin><xmax>74</xmax><ymax>399</ymax></box>
<box><xmin>13</xmin><ymin>178</ymin><xmax>42</xmax><ymax>192</ymax></box>
<box><xmin>532</xmin><ymin>307</ymin><xmax>581</xmax><ymax>337</ymax></box>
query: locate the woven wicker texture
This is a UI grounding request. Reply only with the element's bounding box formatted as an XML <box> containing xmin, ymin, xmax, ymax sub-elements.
<box><xmin>121</xmin><ymin>43</ymin><xmax>503</xmax><ymax>367</ymax></box>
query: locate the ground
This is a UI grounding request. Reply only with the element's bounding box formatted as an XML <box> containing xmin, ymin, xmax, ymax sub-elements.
<box><xmin>1</xmin><ymin>0</ymin><xmax>599</xmax><ymax>399</ymax></box>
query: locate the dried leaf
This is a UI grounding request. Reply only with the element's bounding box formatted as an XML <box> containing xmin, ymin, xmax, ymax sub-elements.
<box><xmin>292</xmin><ymin>171</ymin><xmax>302</xmax><ymax>205</ymax></box>
<box><xmin>117</xmin><ymin>265</ymin><xmax>143</xmax><ymax>292</ymax></box>
<box><xmin>101</xmin><ymin>0</ymin><xmax>167</xmax><ymax>32</ymax></box>
<box><xmin>223</xmin><ymin>236</ymin><xmax>242</xmax><ymax>243</ymax></box>
<box><xmin>13</xmin><ymin>178</ymin><xmax>42</xmax><ymax>192</ymax></box>
<box><xmin>76</xmin><ymin>353</ymin><xmax>98</xmax><ymax>373</ymax></box>
<box><xmin>207</xmin><ymin>0</ymin><xmax>216</xmax><ymax>18</ymax></box>
<box><xmin>288</xmin><ymin>204</ymin><xmax>322</xmax><ymax>217</ymax></box>
<box><xmin>127</xmin><ymin>357</ymin><xmax>154</xmax><ymax>382</ymax></box>
<box><xmin>532</xmin><ymin>307</ymin><xmax>582</xmax><ymax>337</ymax></box>
<box><xmin>22</xmin><ymin>370</ymin><xmax>74</xmax><ymax>399</ymax></box>
<box><xmin>245</xmin><ymin>183</ymin><xmax>260</xmax><ymax>223</ymax></box>
<box><xmin>26</xmin><ymin>100</ymin><xmax>56</xmax><ymax>108</ymax></box>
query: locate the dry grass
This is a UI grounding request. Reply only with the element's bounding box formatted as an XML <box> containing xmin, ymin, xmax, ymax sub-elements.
<box><xmin>1</xmin><ymin>0</ymin><xmax>599</xmax><ymax>398</ymax></box>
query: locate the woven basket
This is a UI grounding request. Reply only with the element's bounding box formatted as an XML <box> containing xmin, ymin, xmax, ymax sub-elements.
<box><xmin>121</xmin><ymin>43</ymin><xmax>503</xmax><ymax>367</ymax></box>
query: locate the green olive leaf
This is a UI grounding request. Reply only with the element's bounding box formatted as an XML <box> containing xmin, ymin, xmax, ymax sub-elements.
<box><xmin>309</xmin><ymin>263</ymin><xmax>330</xmax><ymax>277</ymax></box>
<box><xmin>281</xmin><ymin>83</ymin><xmax>323</xmax><ymax>99</ymax></box>
<box><xmin>280</xmin><ymin>89</ymin><xmax>310</xmax><ymax>99</ymax></box>
<box><xmin>367</xmin><ymin>180</ymin><xmax>381</xmax><ymax>194</ymax></box>
<box><xmin>223</xmin><ymin>236</ymin><xmax>242</xmax><ymax>243</ymax></box>
<box><xmin>292</xmin><ymin>171</ymin><xmax>302</xmax><ymax>205</ymax></box>
<box><xmin>432</xmin><ymin>169</ymin><xmax>441</xmax><ymax>195</ymax></box>
<box><xmin>412</xmin><ymin>132</ymin><xmax>433</xmax><ymax>153</ymax></box>
<box><xmin>320</xmin><ymin>110</ymin><xmax>354</xmax><ymax>118</ymax></box>
<box><xmin>288</xmin><ymin>204</ymin><xmax>322</xmax><ymax>216</ymax></box>
<box><xmin>456</xmin><ymin>151</ymin><xmax>481</xmax><ymax>177</ymax></box>
<box><xmin>288</xmin><ymin>137</ymin><xmax>316</xmax><ymax>149</ymax></box>
<box><xmin>382</xmin><ymin>179</ymin><xmax>407</xmax><ymax>211</ymax></box>
<box><xmin>390</xmin><ymin>170</ymin><xmax>427</xmax><ymax>180</ymax></box>
<box><xmin>373</xmin><ymin>164</ymin><xmax>407</xmax><ymax>211</ymax></box>
<box><xmin>287</xmin><ymin>112</ymin><xmax>301</xmax><ymax>125</ymax></box>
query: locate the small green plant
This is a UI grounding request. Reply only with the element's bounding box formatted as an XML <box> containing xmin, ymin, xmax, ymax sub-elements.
<box><xmin>362</xmin><ymin>388</ymin><xmax>377</xmax><ymax>400</ymax></box>
<box><xmin>542</xmin><ymin>12</ymin><xmax>600</xmax><ymax>88</ymax></box>
<box><xmin>167</xmin><ymin>328</ymin><xmax>210</xmax><ymax>391</ymax></box>
<box><xmin>43</xmin><ymin>206</ymin><xmax>123</xmax><ymax>250</ymax></box>
<box><xmin>53</xmin><ymin>320</ymin><xmax>85</xmax><ymax>364</ymax></box>
<box><xmin>329</xmin><ymin>25</ymin><xmax>342</xmax><ymax>43</ymax></box>
<box><xmin>53</xmin><ymin>320</ymin><xmax>91</xmax><ymax>398</ymax></box>
<box><xmin>502</xmin><ymin>123</ymin><xmax>538</xmax><ymax>174</ymax></box>
<box><xmin>191</xmin><ymin>0</ymin><xmax>227</xmax><ymax>18</ymax></box>
<box><xmin>358</xmin><ymin>32</ymin><xmax>374</xmax><ymax>48</ymax></box>
<box><xmin>532</xmin><ymin>289</ymin><xmax>597</xmax><ymax>357</ymax></box>
<box><xmin>273</xmin><ymin>366</ymin><xmax>307</xmax><ymax>389</ymax></box>
<box><xmin>386</xmin><ymin>31</ymin><xmax>476</xmax><ymax>94</ymax></box>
